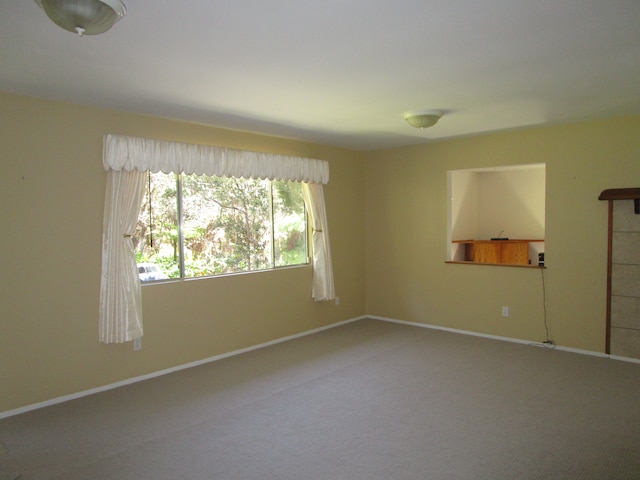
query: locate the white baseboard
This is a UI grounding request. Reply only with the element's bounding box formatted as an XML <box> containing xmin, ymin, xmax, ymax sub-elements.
<box><xmin>609</xmin><ymin>354</ymin><xmax>640</xmax><ymax>364</ymax></box>
<box><xmin>0</xmin><ymin>316</ymin><xmax>366</xmax><ymax>420</ymax></box>
<box><xmin>368</xmin><ymin>314</ymin><xmax>637</xmax><ymax>361</ymax></box>
<box><xmin>3</xmin><ymin>314</ymin><xmax>636</xmax><ymax>419</ymax></box>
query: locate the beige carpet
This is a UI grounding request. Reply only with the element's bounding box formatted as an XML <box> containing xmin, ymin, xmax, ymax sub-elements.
<box><xmin>1</xmin><ymin>318</ymin><xmax>639</xmax><ymax>479</ymax></box>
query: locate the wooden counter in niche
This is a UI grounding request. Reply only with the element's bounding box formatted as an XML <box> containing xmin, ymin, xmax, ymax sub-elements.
<box><xmin>453</xmin><ymin>239</ymin><xmax>543</xmax><ymax>265</ymax></box>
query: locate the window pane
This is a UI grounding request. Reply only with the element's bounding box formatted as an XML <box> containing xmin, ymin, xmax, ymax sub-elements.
<box><xmin>135</xmin><ymin>172</ymin><xmax>308</xmax><ymax>282</ymax></box>
<box><xmin>181</xmin><ymin>175</ymin><xmax>273</xmax><ymax>277</ymax></box>
<box><xmin>134</xmin><ymin>172</ymin><xmax>179</xmax><ymax>281</ymax></box>
<box><xmin>272</xmin><ymin>181</ymin><xmax>307</xmax><ymax>267</ymax></box>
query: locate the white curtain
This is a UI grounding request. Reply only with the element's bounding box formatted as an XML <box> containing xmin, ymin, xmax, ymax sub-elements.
<box><xmin>302</xmin><ymin>183</ymin><xmax>336</xmax><ymax>301</ymax></box>
<box><xmin>100</xmin><ymin>134</ymin><xmax>335</xmax><ymax>344</ymax></box>
<box><xmin>99</xmin><ymin>169</ymin><xmax>146</xmax><ymax>343</ymax></box>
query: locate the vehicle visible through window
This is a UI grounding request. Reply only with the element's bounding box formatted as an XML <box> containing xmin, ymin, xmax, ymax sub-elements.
<box><xmin>137</xmin><ymin>262</ymin><xmax>169</xmax><ymax>282</ymax></box>
<box><xmin>134</xmin><ymin>172</ymin><xmax>307</xmax><ymax>282</ymax></box>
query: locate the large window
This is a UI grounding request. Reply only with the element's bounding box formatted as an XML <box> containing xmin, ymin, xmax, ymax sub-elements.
<box><xmin>100</xmin><ymin>134</ymin><xmax>333</xmax><ymax>343</ymax></box>
<box><xmin>134</xmin><ymin>172</ymin><xmax>307</xmax><ymax>281</ymax></box>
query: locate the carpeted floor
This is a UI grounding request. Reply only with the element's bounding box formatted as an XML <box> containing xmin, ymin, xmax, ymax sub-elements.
<box><xmin>1</xmin><ymin>318</ymin><xmax>639</xmax><ymax>479</ymax></box>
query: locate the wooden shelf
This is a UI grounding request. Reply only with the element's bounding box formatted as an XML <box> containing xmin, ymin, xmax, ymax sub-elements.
<box><xmin>452</xmin><ymin>239</ymin><xmax>544</xmax><ymax>266</ymax></box>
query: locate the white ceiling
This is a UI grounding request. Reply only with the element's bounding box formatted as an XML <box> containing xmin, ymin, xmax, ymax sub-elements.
<box><xmin>1</xmin><ymin>0</ymin><xmax>639</xmax><ymax>151</ymax></box>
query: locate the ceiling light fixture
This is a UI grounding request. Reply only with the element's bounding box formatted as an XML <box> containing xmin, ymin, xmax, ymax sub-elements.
<box><xmin>402</xmin><ymin>109</ymin><xmax>444</xmax><ymax>129</ymax></box>
<box><xmin>34</xmin><ymin>0</ymin><xmax>126</xmax><ymax>36</ymax></box>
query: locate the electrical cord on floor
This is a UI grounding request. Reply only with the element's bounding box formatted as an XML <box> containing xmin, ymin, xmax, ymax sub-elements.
<box><xmin>528</xmin><ymin>266</ymin><xmax>555</xmax><ymax>349</ymax></box>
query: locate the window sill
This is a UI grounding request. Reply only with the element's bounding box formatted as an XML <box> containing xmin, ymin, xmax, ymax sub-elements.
<box><xmin>141</xmin><ymin>263</ymin><xmax>311</xmax><ymax>286</ymax></box>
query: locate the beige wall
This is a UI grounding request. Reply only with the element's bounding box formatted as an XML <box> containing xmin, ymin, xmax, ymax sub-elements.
<box><xmin>2</xmin><ymin>89</ymin><xmax>639</xmax><ymax>414</ymax></box>
<box><xmin>0</xmin><ymin>92</ymin><xmax>366</xmax><ymax>413</ymax></box>
<box><xmin>476</xmin><ymin>167</ymin><xmax>546</xmax><ymax>240</ymax></box>
<box><xmin>366</xmin><ymin>116</ymin><xmax>640</xmax><ymax>352</ymax></box>
<box><xmin>450</xmin><ymin>169</ymin><xmax>479</xmax><ymax>242</ymax></box>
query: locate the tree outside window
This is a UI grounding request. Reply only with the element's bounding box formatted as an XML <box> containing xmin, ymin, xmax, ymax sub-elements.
<box><xmin>133</xmin><ymin>172</ymin><xmax>307</xmax><ymax>281</ymax></box>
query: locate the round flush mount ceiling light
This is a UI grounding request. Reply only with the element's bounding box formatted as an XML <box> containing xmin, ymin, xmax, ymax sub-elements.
<box><xmin>34</xmin><ymin>0</ymin><xmax>126</xmax><ymax>36</ymax></box>
<box><xmin>402</xmin><ymin>109</ymin><xmax>444</xmax><ymax>129</ymax></box>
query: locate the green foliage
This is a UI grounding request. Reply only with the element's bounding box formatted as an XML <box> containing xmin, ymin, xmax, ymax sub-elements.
<box><xmin>134</xmin><ymin>172</ymin><xmax>307</xmax><ymax>281</ymax></box>
<box><xmin>273</xmin><ymin>180</ymin><xmax>305</xmax><ymax>215</ymax></box>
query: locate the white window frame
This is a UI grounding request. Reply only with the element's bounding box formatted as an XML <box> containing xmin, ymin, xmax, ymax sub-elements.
<box><xmin>138</xmin><ymin>172</ymin><xmax>309</xmax><ymax>281</ymax></box>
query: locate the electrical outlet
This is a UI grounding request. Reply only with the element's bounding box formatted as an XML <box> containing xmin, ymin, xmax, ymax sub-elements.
<box><xmin>502</xmin><ymin>306</ymin><xmax>509</xmax><ymax>317</ymax></box>
<box><xmin>133</xmin><ymin>338</ymin><xmax>142</xmax><ymax>351</ymax></box>
<box><xmin>335</xmin><ymin>296</ymin><xmax>340</xmax><ymax>306</ymax></box>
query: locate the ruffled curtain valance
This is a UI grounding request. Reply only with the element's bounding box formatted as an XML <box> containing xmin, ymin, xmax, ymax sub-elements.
<box><xmin>103</xmin><ymin>134</ymin><xmax>329</xmax><ymax>184</ymax></box>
